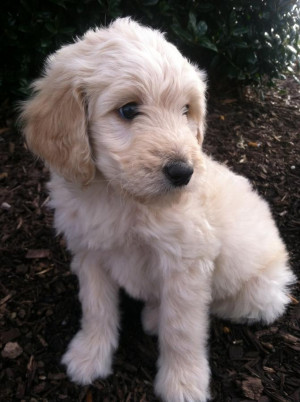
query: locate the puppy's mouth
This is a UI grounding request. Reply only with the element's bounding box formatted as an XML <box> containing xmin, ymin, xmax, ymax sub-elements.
<box><xmin>117</xmin><ymin>159</ymin><xmax>196</xmax><ymax>205</ymax></box>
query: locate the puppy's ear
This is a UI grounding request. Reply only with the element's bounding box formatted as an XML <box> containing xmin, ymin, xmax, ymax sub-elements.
<box><xmin>21</xmin><ymin>59</ymin><xmax>95</xmax><ymax>185</ymax></box>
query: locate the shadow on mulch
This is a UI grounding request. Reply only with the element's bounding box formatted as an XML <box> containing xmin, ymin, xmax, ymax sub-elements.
<box><xmin>0</xmin><ymin>76</ymin><xmax>299</xmax><ymax>401</ymax></box>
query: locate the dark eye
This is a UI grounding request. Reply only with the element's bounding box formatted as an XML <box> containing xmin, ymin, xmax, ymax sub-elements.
<box><xmin>183</xmin><ymin>105</ymin><xmax>190</xmax><ymax>115</ymax></box>
<box><xmin>119</xmin><ymin>102</ymin><xmax>139</xmax><ymax>120</ymax></box>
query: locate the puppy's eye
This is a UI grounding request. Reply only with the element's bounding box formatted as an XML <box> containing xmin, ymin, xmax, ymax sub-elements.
<box><xmin>183</xmin><ymin>105</ymin><xmax>190</xmax><ymax>116</ymax></box>
<box><xmin>119</xmin><ymin>102</ymin><xmax>139</xmax><ymax>120</ymax></box>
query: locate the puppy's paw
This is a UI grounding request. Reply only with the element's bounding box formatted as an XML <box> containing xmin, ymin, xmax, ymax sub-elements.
<box><xmin>155</xmin><ymin>362</ymin><xmax>210</xmax><ymax>402</ymax></box>
<box><xmin>141</xmin><ymin>301</ymin><xmax>159</xmax><ymax>335</ymax></box>
<box><xmin>61</xmin><ymin>329</ymin><xmax>114</xmax><ymax>385</ymax></box>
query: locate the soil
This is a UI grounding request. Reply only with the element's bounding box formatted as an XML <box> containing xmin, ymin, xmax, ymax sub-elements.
<box><xmin>0</xmin><ymin>76</ymin><xmax>299</xmax><ymax>402</ymax></box>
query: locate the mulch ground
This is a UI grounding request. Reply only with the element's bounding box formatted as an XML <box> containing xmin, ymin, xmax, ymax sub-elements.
<box><xmin>0</xmin><ymin>76</ymin><xmax>299</xmax><ymax>402</ymax></box>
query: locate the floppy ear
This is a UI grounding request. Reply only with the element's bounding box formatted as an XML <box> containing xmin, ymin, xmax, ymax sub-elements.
<box><xmin>21</xmin><ymin>60</ymin><xmax>95</xmax><ymax>185</ymax></box>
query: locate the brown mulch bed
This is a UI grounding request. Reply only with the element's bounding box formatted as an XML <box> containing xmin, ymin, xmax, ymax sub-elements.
<box><xmin>0</xmin><ymin>76</ymin><xmax>299</xmax><ymax>402</ymax></box>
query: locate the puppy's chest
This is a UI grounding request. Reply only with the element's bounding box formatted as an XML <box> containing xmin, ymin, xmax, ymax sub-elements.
<box><xmin>64</xmin><ymin>198</ymin><xmax>215</xmax><ymax>259</ymax></box>
<box><xmin>52</xmin><ymin>180</ymin><xmax>218</xmax><ymax>274</ymax></box>
<box><xmin>101</xmin><ymin>237</ymin><xmax>160</xmax><ymax>300</ymax></box>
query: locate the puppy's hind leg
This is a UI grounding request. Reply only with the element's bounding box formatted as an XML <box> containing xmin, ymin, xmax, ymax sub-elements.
<box><xmin>62</xmin><ymin>252</ymin><xmax>119</xmax><ymax>385</ymax></box>
<box><xmin>211</xmin><ymin>256</ymin><xmax>295</xmax><ymax>325</ymax></box>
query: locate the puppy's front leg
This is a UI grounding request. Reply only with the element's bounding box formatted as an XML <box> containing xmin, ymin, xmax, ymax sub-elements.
<box><xmin>62</xmin><ymin>252</ymin><xmax>119</xmax><ymax>385</ymax></box>
<box><xmin>155</xmin><ymin>262</ymin><xmax>212</xmax><ymax>402</ymax></box>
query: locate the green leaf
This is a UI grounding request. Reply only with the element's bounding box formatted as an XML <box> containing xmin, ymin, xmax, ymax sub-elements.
<box><xmin>286</xmin><ymin>44</ymin><xmax>298</xmax><ymax>54</ymax></box>
<box><xmin>292</xmin><ymin>74</ymin><xmax>300</xmax><ymax>84</ymax></box>
<box><xmin>171</xmin><ymin>23</ymin><xmax>193</xmax><ymax>43</ymax></box>
<box><xmin>188</xmin><ymin>12</ymin><xmax>197</xmax><ymax>34</ymax></box>
<box><xmin>198</xmin><ymin>37</ymin><xmax>218</xmax><ymax>52</ymax></box>
<box><xmin>234</xmin><ymin>41</ymin><xmax>249</xmax><ymax>49</ymax></box>
<box><xmin>232</xmin><ymin>26</ymin><xmax>249</xmax><ymax>36</ymax></box>
<box><xmin>197</xmin><ymin>21</ymin><xmax>208</xmax><ymax>37</ymax></box>
<box><xmin>247</xmin><ymin>52</ymin><xmax>258</xmax><ymax>64</ymax></box>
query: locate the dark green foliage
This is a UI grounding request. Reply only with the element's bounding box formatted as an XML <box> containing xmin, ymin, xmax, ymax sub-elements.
<box><xmin>1</xmin><ymin>0</ymin><xmax>122</xmax><ymax>102</ymax></box>
<box><xmin>1</xmin><ymin>0</ymin><xmax>299</xmax><ymax>102</ymax></box>
<box><xmin>127</xmin><ymin>0</ymin><xmax>299</xmax><ymax>85</ymax></box>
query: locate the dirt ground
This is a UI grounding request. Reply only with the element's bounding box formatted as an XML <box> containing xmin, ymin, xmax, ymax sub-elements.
<box><xmin>0</xmin><ymin>76</ymin><xmax>299</xmax><ymax>402</ymax></box>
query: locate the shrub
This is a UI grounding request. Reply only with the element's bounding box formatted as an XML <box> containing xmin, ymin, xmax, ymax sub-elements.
<box><xmin>1</xmin><ymin>0</ymin><xmax>299</xmax><ymax>103</ymax></box>
<box><xmin>128</xmin><ymin>0</ymin><xmax>300</xmax><ymax>85</ymax></box>
<box><xmin>0</xmin><ymin>0</ymin><xmax>122</xmax><ymax>102</ymax></box>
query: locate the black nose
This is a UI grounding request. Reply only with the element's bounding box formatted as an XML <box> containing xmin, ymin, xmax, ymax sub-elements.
<box><xmin>163</xmin><ymin>160</ymin><xmax>194</xmax><ymax>187</ymax></box>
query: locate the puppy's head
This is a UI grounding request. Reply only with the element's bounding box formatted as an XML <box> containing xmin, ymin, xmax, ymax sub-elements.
<box><xmin>21</xmin><ymin>18</ymin><xmax>207</xmax><ymax>200</ymax></box>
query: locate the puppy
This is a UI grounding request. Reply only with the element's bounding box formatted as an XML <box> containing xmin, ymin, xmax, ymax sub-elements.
<box><xmin>21</xmin><ymin>18</ymin><xmax>295</xmax><ymax>402</ymax></box>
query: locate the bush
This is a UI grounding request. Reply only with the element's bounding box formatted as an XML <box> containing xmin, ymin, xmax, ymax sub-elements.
<box><xmin>1</xmin><ymin>0</ymin><xmax>122</xmax><ymax>102</ymax></box>
<box><xmin>1</xmin><ymin>0</ymin><xmax>299</xmax><ymax>103</ymax></box>
<box><xmin>128</xmin><ymin>0</ymin><xmax>300</xmax><ymax>85</ymax></box>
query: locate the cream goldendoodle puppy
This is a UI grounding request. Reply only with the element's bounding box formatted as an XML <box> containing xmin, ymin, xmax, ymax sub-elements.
<box><xmin>21</xmin><ymin>18</ymin><xmax>295</xmax><ymax>402</ymax></box>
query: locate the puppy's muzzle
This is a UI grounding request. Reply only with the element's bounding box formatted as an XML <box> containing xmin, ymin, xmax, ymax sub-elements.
<box><xmin>163</xmin><ymin>160</ymin><xmax>194</xmax><ymax>187</ymax></box>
